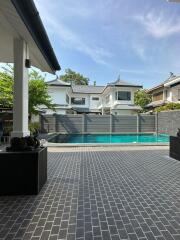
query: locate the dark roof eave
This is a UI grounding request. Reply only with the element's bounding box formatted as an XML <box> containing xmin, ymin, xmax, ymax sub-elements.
<box><xmin>11</xmin><ymin>0</ymin><xmax>60</xmax><ymax>73</ymax></box>
<box><xmin>72</xmin><ymin>91</ymin><xmax>102</xmax><ymax>94</ymax></box>
<box><xmin>112</xmin><ymin>85</ymin><xmax>143</xmax><ymax>88</ymax></box>
<box><xmin>102</xmin><ymin>84</ymin><xmax>142</xmax><ymax>94</ymax></box>
<box><xmin>146</xmin><ymin>84</ymin><xmax>164</xmax><ymax>93</ymax></box>
<box><xmin>49</xmin><ymin>84</ymin><xmax>71</xmax><ymax>87</ymax></box>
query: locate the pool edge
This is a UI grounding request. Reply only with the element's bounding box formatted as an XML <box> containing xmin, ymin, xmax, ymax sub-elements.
<box><xmin>47</xmin><ymin>142</ymin><xmax>169</xmax><ymax>147</ymax></box>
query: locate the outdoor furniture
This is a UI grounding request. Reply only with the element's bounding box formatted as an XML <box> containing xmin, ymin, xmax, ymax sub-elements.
<box><xmin>0</xmin><ymin>147</ymin><xmax>47</xmax><ymax>195</ymax></box>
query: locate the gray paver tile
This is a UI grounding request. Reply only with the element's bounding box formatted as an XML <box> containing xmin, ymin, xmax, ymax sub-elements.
<box><xmin>1</xmin><ymin>149</ymin><xmax>180</xmax><ymax>240</ymax></box>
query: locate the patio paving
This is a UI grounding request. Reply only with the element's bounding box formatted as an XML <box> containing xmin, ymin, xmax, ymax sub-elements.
<box><xmin>1</xmin><ymin>148</ymin><xmax>180</xmax><ymax>240</ymax></box>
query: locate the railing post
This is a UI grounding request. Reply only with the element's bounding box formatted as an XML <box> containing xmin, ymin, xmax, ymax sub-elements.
<box><xmin>82</xmin><ymin>114</ymin><xmax>86</xmax><ymax>134</ymax></box>
<box><xmin>156</xmin><ymin>112</ymin><xmax>158</xmax><ymax>135</ymax></box>
<box><xmin>137</xmin><ymin>114</ymin><xmax>140</xmax><ymax>133</ymax></box>
<box><xmin>110</xmin><ymin>114</ymin><xmax>113</xmax><ymax>134</ymax></box>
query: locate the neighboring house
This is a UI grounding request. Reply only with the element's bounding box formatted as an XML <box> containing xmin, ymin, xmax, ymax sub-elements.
<box><xmin>146</xmin><ymin>73</ymin><xmax>180</xmax><ymax>109</ymax></box>
<box><xmin>42</xmin><ymin>77</ymin><xmax>142</xmax><ymax>115</ymax></box>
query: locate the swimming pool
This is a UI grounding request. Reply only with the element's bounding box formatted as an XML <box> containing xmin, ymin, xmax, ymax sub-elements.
<box><xmin>49</xmin><ymin>133</ymin><xmax>169</xmax><ymax>144</ymax></box>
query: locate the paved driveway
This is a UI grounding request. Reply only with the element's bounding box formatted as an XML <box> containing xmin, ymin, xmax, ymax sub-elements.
<box><xmin>1</xmin><ymin>149</ymin><xmax>180</xmax><ymax>240</ymax></box>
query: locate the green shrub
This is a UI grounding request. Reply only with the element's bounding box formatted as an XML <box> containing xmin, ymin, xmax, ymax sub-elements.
<box><xmin>155</xmin><ymin>103</ymin><xmax>180</xmax><ymax>112</ymax></box>
<box><xmin>29</xmin><ymin>122</ymin><xmax>40</xmax><ymax>135</ymax></box>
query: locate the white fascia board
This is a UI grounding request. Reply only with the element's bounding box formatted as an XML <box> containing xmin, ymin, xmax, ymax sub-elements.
<box><xmin>164</xmin><ymin>77</ymin><xmax>180</xmax><ymax>87</ymax></box>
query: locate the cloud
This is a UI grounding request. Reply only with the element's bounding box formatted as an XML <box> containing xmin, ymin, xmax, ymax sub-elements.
<box><xmin>118</xmin><ymin>68</ymin><xmax>166</xmax><ymax>75</ymax></box>
<box><xmin>131</xmin><ymin>43</ymin><xmax>147</xmax><ymax>60</ymax></box>
<box><xmin>133</xmin><ymin>11</ymin><xmax>180</xmax><ymax>38</ymax></box>
<box><xmin>34</xmin><ymin>0</ymin><xmax>113</xmax><ymax>66</ymax></box>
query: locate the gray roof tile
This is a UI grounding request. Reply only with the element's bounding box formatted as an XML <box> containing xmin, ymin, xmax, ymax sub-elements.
<box><xmin>108</xmin><ymin>79</ymin><xmax>142</xmax><ymax>87</ymax></box>
<box><xmin>47</xmin><ymin>79</ymin><xmax>71</xmax><ymax>86</ymax></box>
<box><xmin>72</xmin><ymin>85</ymin><xmax>105</xmax><ymax>94</ymax></box>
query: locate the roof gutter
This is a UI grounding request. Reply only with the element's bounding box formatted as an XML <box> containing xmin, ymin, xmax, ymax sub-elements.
<box><xmin>11</xmin><ymin>0</ymin><xmax>61</xmax><ymax>73</ymax></box>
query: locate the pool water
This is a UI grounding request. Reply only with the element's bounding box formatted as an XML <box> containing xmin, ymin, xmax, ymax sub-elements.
<box><xmin>49</xmin><ymin>133</ymin><xmax>169</xmax><ymax>144</ymax></box>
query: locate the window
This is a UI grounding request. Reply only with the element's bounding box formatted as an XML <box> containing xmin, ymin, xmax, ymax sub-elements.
<box><xmin>71</xmin><ymin>97</ymin><xmax>85</xmax><ymax>105</ymax></box>
<box><xmin>153</xmin><ymin>92</ymin><xmax>163</xmax><ymax>101</ymax></box>
<box><xmin>66</xmin><ymin>94</ymin><xmax>69</xmax><ymax>104</ymax></box>
<box><xmin>106</xmin><ymin>95</ymin><xmax>110</xmax><ymax>103</ymax></box>
<box><xmin>116</xmin><ymin>91</ymin><xmax>131</xmax><ymax>101</ymax></box>
<box><xmin>92</xmin><ymin>97</ymin><xmax>99</xmax><ymax>101</ymax></box>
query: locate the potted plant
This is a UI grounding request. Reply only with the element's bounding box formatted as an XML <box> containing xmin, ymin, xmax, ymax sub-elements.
<box><xmin>0</xmin><ymin>129</ymin><xmax>47</xmax><ymax>195</ymax></box>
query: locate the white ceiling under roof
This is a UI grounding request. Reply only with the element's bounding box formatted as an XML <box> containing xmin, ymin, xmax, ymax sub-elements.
<box><xmin>0</xmin><ymin>0</ymin><xmax>55</xmax><ymax>73</ymax></box>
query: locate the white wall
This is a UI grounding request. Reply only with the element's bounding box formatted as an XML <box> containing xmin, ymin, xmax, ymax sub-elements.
<box><xmin>171</xmin><ymin>86</ymin><xmax>180</xmax><ymax>102</ymax></box>
<box><xmin>48</xmin><ymin>86</ymin><xmax>70</xmax><ymax>105</ymax></box>
<box><xmin>47</xmin><ymin>85</ymin><xmax>140</xmax><ymax>115</ymax></box>
<box><xmin>164</xmin><ymin>85</ymin><xmax>180</xmax><ymax>102</ymax></box>
<box><xmin>103</xmin><ymin>87</ymin><xmax>136</xmax><ymax>108</ymax></box>
<box><xmin>70</xmin><ymin>94</ymin><xmax>90</xmax><ymax>108</ymax></box>
<box><xmin>89</xmin><ymin>95</ymin><xmax>102</xmax><ymax>109</ymax></box>
<box><xmin>164</xmin><ymin>89</ymin><xmax>172</xmax><ymax>101</ymax></box>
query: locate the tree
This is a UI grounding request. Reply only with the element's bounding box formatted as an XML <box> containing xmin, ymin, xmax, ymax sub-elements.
<box><xmin>0</xmin><ymin>65</ymin><xmax>55</xmax><ymax>120</ymax></box>
<box><xmin>28</xmin><ymin>70</ymin><xmax>56</xmax><ymax>118</ymax></box>
<box><xmin>60</xmin><ymin>68</ymin><xmax>89</xmax><ymax>85</ymax></box>
<box><xmin>0</xmin><ymin>67</ymin><xmax>13</xmax><ymax>108</ymax></box>
<box><xmin>134</xmin><ymin>89</ymin><xmax>151</xmax><ymax>112</ymax></box>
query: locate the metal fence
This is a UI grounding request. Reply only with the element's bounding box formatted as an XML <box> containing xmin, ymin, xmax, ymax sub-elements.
<box><xmin>40</xmin><ymin>114</ymin><xmax>156</xmax><ymax>134</ymax></box>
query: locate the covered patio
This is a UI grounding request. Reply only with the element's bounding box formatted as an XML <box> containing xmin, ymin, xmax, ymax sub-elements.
<box><xmin>0</xmin><ymin>0</ymin><xmax>60</xmax><ymax>195</ymax></box>
<box><xmin>0</xmin><ymin>0</ymin><xmax>60</xmax><ymax>138</ymax></box>
<box><xmin>1</xmin><ymin>147</ymin><xmax>180</xmax><ymax>240</ymax></box>
<box><xmin>1</xmin><ymin>1</ymin><xmax>180</xmax><ymax>240</ymax></box>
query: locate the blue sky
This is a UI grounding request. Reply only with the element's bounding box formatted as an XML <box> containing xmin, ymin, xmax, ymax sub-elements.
<box><xmin>34</xmin><ymin>0</ymin><xmax>180</xmax><ymax>88</ymax></box>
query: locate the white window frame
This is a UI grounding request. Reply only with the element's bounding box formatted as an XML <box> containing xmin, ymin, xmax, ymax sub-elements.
<box><xmin>116</xmin><ymin>91</ymin><xmax>131</xmax><ymax>101</ymax></box>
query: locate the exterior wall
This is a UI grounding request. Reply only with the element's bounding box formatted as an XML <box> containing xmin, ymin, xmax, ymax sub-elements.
<box><xmin>150</xmin><ymin>87</ymin><xmax>164</xmax><ymax>102</ymax></box>
<box><xmin>107</xmin><ymin>87</ymin><xmax>136</xmax><ymax>107</ymax></box>
<box><xmin>165</xmin><ymin>89</ymin><xmax>172</xmax><ymax>101</ymax></box>
<box><xmin>47</xmin><ymin>85</ymin><xmax>140</xmax><ymax>115</ymax></box>
<box><xmin>150</xmin><ymin>85</ymin><xmax>180</xmax><ymax>104</ymax></box>
<box><xmin>170</xmin><ymin>85</ymin><xmax>180</xmax><ymax>102</ymax></box>
<box><xmin>157</xmin><ymin>110</ymin><xmax>180</xmax><ymax>136</ymax></box>
<box><xmin>89</xmin><ymin>95</ymin><xmax>102</xmax><ymax>110</ymax></box>
<box><xmin>48</xmin><ymin>86</ymin><xmax>70</xmax><ymax>105</ymax></box>
<box><xmin>70</xmin><ymin>94</ymin><xmax>90</xmax><ymax>109</ymax></box>
<box><xmin>40</xmin><ymin>114</ymin><xmax>155</xmax><ymax>134</ymax></box>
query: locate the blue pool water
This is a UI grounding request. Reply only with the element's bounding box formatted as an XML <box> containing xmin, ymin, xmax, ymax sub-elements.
<box><xmin>49</xmin><ymin>133</ymin><xmax>169</xmax><ymax>144</ymax></box>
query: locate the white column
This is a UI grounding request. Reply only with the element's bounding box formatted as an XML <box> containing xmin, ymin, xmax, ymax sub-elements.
<box><xmin>11</xmin><ymin>38</ymin><xmax>30</xmax><ymax>138</ymax></box>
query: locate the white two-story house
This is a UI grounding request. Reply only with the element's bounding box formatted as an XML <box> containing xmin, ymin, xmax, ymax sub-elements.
<box><xmin>42</xmin><ymin>77</ymin><xmax>142</xmax><ymax>115</ymax></box>
<box><xmin>146</xmin><ymin>73</ymin><xmax>180</xmax><ymax>109</ymax></box>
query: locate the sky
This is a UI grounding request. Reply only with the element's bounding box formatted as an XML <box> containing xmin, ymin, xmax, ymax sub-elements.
<box><xmin>34</xmin><ymin>0</ymin><xmax>180</xmax><ymax>88</ymax></box>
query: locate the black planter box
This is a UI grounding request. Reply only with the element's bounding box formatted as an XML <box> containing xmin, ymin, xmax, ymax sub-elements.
<box><xmin>0</xmin><ymin>147</ymin><xmax>47</xmax><ymax>195</ymax></box>
<box><xmin>170</xmin><ymin>136</ymin><xmax>180</xmax><ymax>161</ymax></box>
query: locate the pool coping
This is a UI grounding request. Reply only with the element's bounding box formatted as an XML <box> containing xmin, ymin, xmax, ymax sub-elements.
<box><xmin>47</xmin><ymin>142</ymin><xmax>169</xmax><ymax>147</ymax></box>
